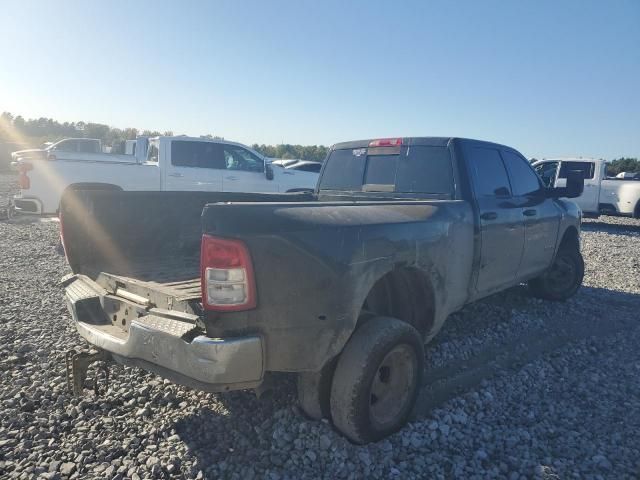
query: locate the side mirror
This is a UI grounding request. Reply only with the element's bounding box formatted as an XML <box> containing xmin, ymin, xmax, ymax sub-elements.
<box><xmin>546</xmin><ymin>169</ymin><xmax>584</xmax><ymax>199</ymax></box>
<box><xmin>265</xmin><ymin>163</ymin><xmax>274</xmax><ymax>180</ymax></box>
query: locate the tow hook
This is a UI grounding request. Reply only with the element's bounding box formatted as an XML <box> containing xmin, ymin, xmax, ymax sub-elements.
<box><xmin>65</xmin><ymin>349</ymin><xmax>111</xmax><ymax>396</ymax></box>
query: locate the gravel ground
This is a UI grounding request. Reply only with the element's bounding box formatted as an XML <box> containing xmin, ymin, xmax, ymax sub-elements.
<box><xmin>1</xmin><ymin>171</ymin><xmax>639</xmax><ymax>479</ymax></box>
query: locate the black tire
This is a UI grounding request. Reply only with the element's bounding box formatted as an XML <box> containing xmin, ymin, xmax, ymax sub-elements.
<box><xmin>297</xmin><ymin>357</ymin><xmax>337</xmax><ymax>420</ymax></box>
<box><xmin>330</xmin><ymin>316</ymin><xmax>424</xmax><ymax>444</ymax></box>
<box><xmin>528</xmin><ymin>246</ymin><xmax>584</xmax><ymax>301</ymax></box>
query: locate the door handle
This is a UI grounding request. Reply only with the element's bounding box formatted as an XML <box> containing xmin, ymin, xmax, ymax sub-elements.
<box><xmin>523</xmin><ymin>209</ymin><xmax>537</xmax><ymax>217</ymax></box>
<box><xmin>225</xmin><ymin>176</ymin><xmax>238</xmax><ymax>181</ymax></box>
<box><xmin>168</xmin><ymin>173</ymin><xmax>183</xmax><ymax>178</ymax></box>
<box><xmin>480</xmin><ymin>212</ymin><xmax>498</xmax><ymax>220</ymax></box>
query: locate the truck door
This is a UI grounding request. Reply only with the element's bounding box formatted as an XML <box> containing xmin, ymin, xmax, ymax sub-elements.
<box><xmin>467</xmin><ymin>147</ymin><xmax>525</xmax><ymax>295</ymax></box>
<box><xmin>163</xmin><ymin>140</ymin><xmax>224</xmax><ymax>191</ymax></box>
<box><xmin>554</xmin><ymin>161</ymin><xmax>599</xmax><ymax>214</ymax></box>
<box><xmin>502</xmin><ymin>150</ymin><xmax>559</xmax><ymax>279</ymax></box>
<box><xmin>221</xmin><ymin>145</ymin><xmax>278</xmax><ymax>192</ymax></box>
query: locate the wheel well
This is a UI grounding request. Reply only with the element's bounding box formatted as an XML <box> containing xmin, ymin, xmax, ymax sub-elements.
<box><xmin>359</xmin><ymin>267</ymin><xmax>435</xmax><ymax>338</ymax></box>
<box><xmin>634</xmin><ymin>200</ymin><xmax>640</xmax><ymax>218</ymax></box>
<box><xmin>559</xmin><ymin>226</ymin><xmax>579</xmax><ymax>251</ymax></box>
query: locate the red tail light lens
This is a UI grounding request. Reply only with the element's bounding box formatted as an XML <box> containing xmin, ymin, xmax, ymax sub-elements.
<box><xmin>201</xmin><ymin>235</ymin><xmax>256</xmax><ymax>311</ymax></box>
<box><xmin>18</xmin><ymin>172</ymin><xmax>30</xmax><ymax>189</ymax></box>
<box><xmin>369</xmin><ymin>138</ymin><xmax>403</xmax><ymax>147</ymax></box>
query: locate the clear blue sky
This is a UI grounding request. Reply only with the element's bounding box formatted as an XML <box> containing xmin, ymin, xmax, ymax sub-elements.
<box><xmin>0</xmin><ymin>0</ymin><xmax>638</xmax><ymax>159</ymax></box>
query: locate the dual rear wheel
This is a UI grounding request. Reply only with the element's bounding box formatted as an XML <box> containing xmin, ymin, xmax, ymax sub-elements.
<box><xmin>298</xmin><ymin>316</ymin><xmax>424</xmax><ymax>444</ymax></box>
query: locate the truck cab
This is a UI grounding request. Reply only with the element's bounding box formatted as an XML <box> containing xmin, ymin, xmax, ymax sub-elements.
<box><xmin>533</xmin><ymin>158</ymin><xmax>640</xmax><ymax>217</ymax></box>
<box><xmin>152</xmin><ymin>137</ymin><xmax>318</xmax><ymax>193</ymax></box>
<box><xmin>533</xmin><ymin>158</ymin><xmax>604</xmax><ymax>217</ymax></box>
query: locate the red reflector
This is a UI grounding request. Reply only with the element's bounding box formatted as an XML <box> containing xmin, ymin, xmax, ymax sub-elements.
<box><xmin>369</xmin><ymin>138</ymin><xmax>403</xmax><ymax>147</ymax></box>
<box><xmin>200</xmin><ymin>235</ymin><xmax>257</xmax><ymax>311</ymax></box>
<box><xmin>18</xmin><ymin>172</ymin><xmax>30</xmax><ymax>190</ymax></box>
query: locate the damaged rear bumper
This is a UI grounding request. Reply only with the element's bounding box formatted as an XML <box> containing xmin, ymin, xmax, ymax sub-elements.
<box><xmin>64</xmin><ymin>274</ymin><xmax>264</xmax><ymax>392</ymax></box>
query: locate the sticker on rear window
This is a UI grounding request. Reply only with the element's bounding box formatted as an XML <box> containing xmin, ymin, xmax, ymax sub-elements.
<box><xmin>353</xmin><ymin>148</ymin><xmax>366</xmax><ymax>157</ymax></box>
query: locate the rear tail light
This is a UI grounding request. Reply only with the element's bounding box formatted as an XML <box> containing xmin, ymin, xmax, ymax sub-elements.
<box><xmin>369</xmin><ymin>138</ymin><xmax>403</xmax><ymax>147</ymax></box>
<box><xmin>17</xmin><ymin>163</ymin><xmax>32</xmax><ymax>190</ymax></box>
<box><xmin>18</xmin><ymin>172</ymin><xmax>30</xmax><ymax>189</ymax></box>
<box><xmin>201</xmin><ymin>235</ymin><xmax>256</xmax><ymax>311</ymax></box>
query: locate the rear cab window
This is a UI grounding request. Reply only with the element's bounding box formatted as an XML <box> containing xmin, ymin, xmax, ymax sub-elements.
<box><xmin>318</xmin><ymin>142</ymin><xmax>455</xmax><ymax>197</ymax></box>
<box><xmin>559</xmin><ymin>161</ymin><xmax>595</xmax><ymax>179</ymax></box>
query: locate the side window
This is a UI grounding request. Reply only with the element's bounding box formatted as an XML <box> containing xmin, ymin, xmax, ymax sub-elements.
<box><xmin>147</xmin><ymin>142</ymin><xmax>159</xmax><ymax>162</ymax></box>
<box><xmin>534</xmin><ymin>162</ymin><xmax>559</xmax><ymax>188</ymax></box>
<box><xmin>78</xmin><ymin>140</ymin><xmax>98</xmax><ymax>153</ymax></box>
<box><xmin>223</xmin><ymin>146</ymin><xmax>264</xmax><ymax>172</ymax></box>
<box><xmin>469</xmin><ymin>147</ymin><xmax>511</xmax><ymax>197</ymax></box>
<box><xmin>55</xmin><ymin>140</ymin><xmax>78</xmax><ymax>152</ymax></box>
<box><xmin>559</xmin><ymin>161</ymin><xmax>594</xmax><ymax>179</ymax></box>
<box><xmin>295</xmin><ymin>163</ymin><xmax>322</xmax><ymax>173</ymax></box>
<box><xmin>171</xmin><ymin>141</ymin><xmax>224</xmax><ymax>169</ymax></box>
<box><xmin>502</xmin><ymin>150</ymin><xmax>542</xmax><ymax>196</ymax></box>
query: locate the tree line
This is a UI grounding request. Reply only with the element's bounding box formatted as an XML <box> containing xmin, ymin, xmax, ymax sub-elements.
<box><xmin>1</xmin><ymin>112</ymin><xmax>638</xmax><ymax>172</ymax></box>
<box><xmin>0</xmin><ymin>112</ymin><xmax>328</xmax><ymax>162</ymax></box>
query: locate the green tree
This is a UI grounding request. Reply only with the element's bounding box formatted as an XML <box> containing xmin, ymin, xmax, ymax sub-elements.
<box><xmin>606</xmin><ymin>158</ymin><xmax>640</xmax><ymax>176</ymax></box>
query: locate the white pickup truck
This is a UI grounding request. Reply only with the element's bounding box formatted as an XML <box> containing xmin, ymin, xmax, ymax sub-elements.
<box><xmin>11</xmin><ymin>138</ymin><xmax>108</xmax><ymax>162</ymax></box>
<box><xmin>533</xmin><ymin>158</ymin><xmax>640</xmax><ymax>218</ymax></box>
<box><xmin>11</xmin><ymin>136</ymin><xmax>320</xmax><ymax>214</ymax></box>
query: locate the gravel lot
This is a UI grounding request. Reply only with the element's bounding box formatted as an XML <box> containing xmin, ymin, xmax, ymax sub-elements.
<box><xmin>1</xmin><ymin>172</ymin><xmax>639</xmax><ymax>479</ymax></box>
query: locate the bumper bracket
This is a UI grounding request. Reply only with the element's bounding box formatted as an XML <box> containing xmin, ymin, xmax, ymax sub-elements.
<box><xmin>65</xmin><ymin>349</ymin><xmax>111</xmax><ymax>396</ymax></box>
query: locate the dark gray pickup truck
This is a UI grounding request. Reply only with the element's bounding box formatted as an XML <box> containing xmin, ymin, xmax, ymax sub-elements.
<box><xmin>61</xmin><ymin>137</ymin><xmax>585</xmax><ymax>443</ymax></box>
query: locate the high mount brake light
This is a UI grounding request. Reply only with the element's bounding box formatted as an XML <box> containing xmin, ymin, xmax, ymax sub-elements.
<box><xmin>200</xmin><ymin>235</ymin><xmax>257</xmax><ymax>311</ymax></box>
<box><xmin>369</xmin><ymin>138</ymin><xmax>403</xmax><ymax>147</ymax></box>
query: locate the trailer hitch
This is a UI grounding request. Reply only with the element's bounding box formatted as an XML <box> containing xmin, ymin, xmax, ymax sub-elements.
<box><xmin>65</xmin><ymin>349</ymin><xmax>111</xmax><ymax>396</ymax></box>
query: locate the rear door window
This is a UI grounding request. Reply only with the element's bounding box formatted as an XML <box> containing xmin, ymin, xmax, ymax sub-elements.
<box><xmin>559</xmin><ymin>161</ymin><xmax>595</xmax><ymax>179</ymax></box>
<box><xmin>171</xmin><ymin>141</ymin><xmax>225</xmax><ymax>169</ymax></box>
<box><xmin>55</xmin><ymin>140</ymin><xmax>78</xmax><ymax>152</ymax></box>
<box><xmin>502</xmin><ymin>150</ymin><xmax>542</xmax><ymax>196</ymax></box>
<box><xmin>468</xmin><ymin>147</ymin><xmax>511</xmax><ymax>197</ymax></box>
<box><xmin>78</xmin><ymin>140</ymin><xmax>98</xmax><ymax>153</ymax></box>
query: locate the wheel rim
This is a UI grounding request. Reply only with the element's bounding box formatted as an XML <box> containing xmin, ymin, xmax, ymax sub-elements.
<box><xmin>546</xmin><ymin>254</ymin><xmax>576</xmax><ymax>293</ymax></box>
<box><xmin>369</xmin><ymin>344</ymin><xmax>417</xmax><ymax>429</ymax></box>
